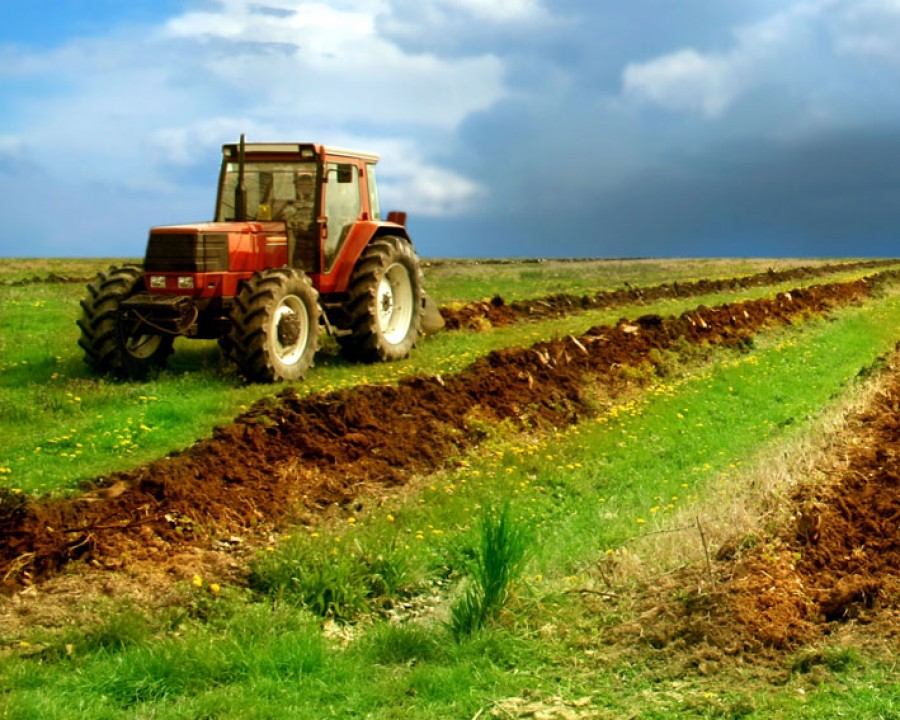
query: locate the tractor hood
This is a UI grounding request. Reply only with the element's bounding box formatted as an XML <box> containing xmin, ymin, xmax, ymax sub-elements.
<box><xmin>149</xmin><ymin>221</ymin><xmax>265</xmax><ymax>235</ymax></box>
<box><xmin>144</xmin><ymin>221</ymin><xmax>291</xmax><ymax>275</ymax></box>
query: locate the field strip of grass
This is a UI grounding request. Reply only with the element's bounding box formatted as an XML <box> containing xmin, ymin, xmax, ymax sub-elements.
<box><xmin>0</xmin><ymin>256</ymin><xmax>857</xmax><ymax>289</ymax></box>
<box><xmin>1</xmin><ymin>266</ymin><xmax>895</xmax><ymax>497</ymax></box>
<box><xmin>439</xmin><ymin>258</ymin><xmax>900</xmax><ymax>328</ymax></box>
<box><xmin>2</xmin><ymin>287</ymin><xmax>899</xmax><ymax>719</ymax></box>
<box><xmin>423</xmin><ymin>257</ymin><xmax>887</xmax><ymax>303</ymax></box>
<box><xmin>0</xmin><ymin>271</ymin><xmax>888</xmax><ymax>588</ymax></box>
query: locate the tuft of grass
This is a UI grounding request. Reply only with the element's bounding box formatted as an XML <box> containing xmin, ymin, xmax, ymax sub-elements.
<box><xmin>449</xmin><ymin>503</ymin><xmax>531</xmax><ymax>638</ymax></box>
<box><xmin>248</xmin><ymin>536</ymin><xmax>414</xmax><ymax>621</ymax></box>
<box><xmin>790</xmin><ymin>645</ymin><xmax>861</xmax><ymax>675</ymax></box>
<box><xmin>360</xmin><ymin>623</ymin><xmax>440</xmax><ymax>666</ymax></box>
<box><xmin>70</xmin><ymin>608</ymin><xmax>153</xmax><ymax>654</ymax></box>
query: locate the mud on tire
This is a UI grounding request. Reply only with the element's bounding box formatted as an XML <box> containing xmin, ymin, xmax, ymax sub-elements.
<box><xmin>226</xmin><ymin>268</ymin><xmax>320</xmax><ymax>383</ymax></box>
<box><xmin>77</xmin><ymin>265</ymin><xmax>174</xmax><ymax>378</ymax></box>
<box><xmin>337</xmin><ymin>236</ymin><xmax>425</xmax><ymax>363</ymax></box>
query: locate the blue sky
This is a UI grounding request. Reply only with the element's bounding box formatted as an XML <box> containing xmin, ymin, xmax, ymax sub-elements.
<box><xmin>1</xmin><ymin>0</ymin><xmax>899</xmax><ymax>258</ymax></box>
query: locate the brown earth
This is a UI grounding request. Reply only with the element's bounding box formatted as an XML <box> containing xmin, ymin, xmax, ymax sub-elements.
<box><xmin>608</xmin><ymin>348</ymin><xmax>900</xmax><ymax>660</ymax></box>
<box><xmin>1</xmin><ymin>272</ymin><xmax>895</xmax><ymax>594</ymax></box>
<box><xmin>440</xmin><ymin>259</ymin><xmax>898</xmax><ymax>330</ymax></box>
<box><xmin>724</xmin><ymin>360</ymin><xmax>900</xmax><ymax>648</ymax></box>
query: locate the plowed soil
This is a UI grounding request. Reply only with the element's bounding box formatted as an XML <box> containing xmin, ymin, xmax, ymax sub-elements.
<box><xmin>611</xmin><ymin>351</ymin><xmax>900</xmax><ymax>659</ymax></box>
<box><xmin>724</xmin><ymin>363</ymin><xmax>900</xmax><ymax>648</ymax></box>
<box><xmin>440</xmin><ymin>259</ymin><xmax>897</xmax><ymax>330</ymax></box>
<box><xmin>0</xmin><ymin>272</ymin><xmax>93</xmax><ymax>287</ymax></box>
<box><xmin>2</xmin><ymin>273</ymin><xmax>895</xmax><ymax>594</ymax></box>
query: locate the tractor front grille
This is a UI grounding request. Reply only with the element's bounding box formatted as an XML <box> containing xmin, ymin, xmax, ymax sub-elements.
<box><xmin>144</xmin><ymin>233</ymin><xmax>229</xmax><ymax>272</ymax></box>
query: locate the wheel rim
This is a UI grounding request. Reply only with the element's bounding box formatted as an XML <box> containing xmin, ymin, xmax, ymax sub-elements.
<box><xmin>120</xmin><ymin>311</ymin><xmax>164</xmax><ymax>360</ymax></box>
<box><xmin>125</xmin><ymin>334</ymin><xmax>163</xmax><ymax>360</ymax></box>
<box><xmin>271</xmin><ymin>294</ymin><xmax>310</xmax><ymax>365</ymax></box>
<box><xmin>377</xmin><ymin>262</ymin><xmax>414</xmax><ymax>345</ymax></box>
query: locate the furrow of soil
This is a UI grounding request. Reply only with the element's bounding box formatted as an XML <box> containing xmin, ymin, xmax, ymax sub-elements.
<box><xmin>723</xmin><ymin>360</ymin><xmax>900</xmax><ymax>648</ymax></box>
<box><xmin>440</xmin><ymin>259</ymin><xmax>898</xmax><ymax>330</ymax></box>
<box><xmin>0</xmin><ymin>272</ymin><xmax>94</xmax><ymax>287</ymax></box>
<box><xmin>0</xmin><ymin>271</ymin><xmax>896</xmax><ymax>591</ymax></box>
<box><xmin>616</xmin><ymin>350</ymin><xmax>900</xmax><ymax>659</ymax></box>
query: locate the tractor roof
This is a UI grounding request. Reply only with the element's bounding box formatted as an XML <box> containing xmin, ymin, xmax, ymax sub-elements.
<box><xmin>221</xmin><ymin>142</ymin><xmax>380</xmax><ymax>164</ymax></box>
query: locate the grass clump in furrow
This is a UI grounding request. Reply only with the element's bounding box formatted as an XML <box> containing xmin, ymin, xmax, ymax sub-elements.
<box><xmin>449</xmin><ymin>503</ymin><xmax>531</xmax><ymax>638</ymax></box>
<box><xmin>248</xmin><ymin>534</ymin><xmax>415</xmax><ymax>622</ymax></box>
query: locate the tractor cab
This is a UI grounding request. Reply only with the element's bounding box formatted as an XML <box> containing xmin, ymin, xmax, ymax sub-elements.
<box><xmin>215</xmin><ymin>141</ymin><xmax>387</xmax><ymax>280</ymax></box>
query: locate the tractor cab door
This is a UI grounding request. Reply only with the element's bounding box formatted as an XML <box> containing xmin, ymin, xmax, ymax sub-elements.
<box><xmin>322</xmin><ymin>162</ymin><xmax>362</xmax><ymax>270</ymax></box>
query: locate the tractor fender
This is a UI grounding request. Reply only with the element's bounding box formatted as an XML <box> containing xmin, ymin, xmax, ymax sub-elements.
<box><xmin>320</xmin><ymin>220</ymin><xmax>412</xmax><ymax>295</ymax></box>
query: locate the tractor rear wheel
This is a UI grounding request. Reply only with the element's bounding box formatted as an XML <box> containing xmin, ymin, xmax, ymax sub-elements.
<box><xmin>77</xmin><ymin>265</ymin><xmax>174</xmax><ymax>378</ymax></box>
<box><xmin>227</xmin><ymin>268</ymin><xmax>320</xmax><ymax>382</ymax></box>
<box><xmin>337</xmin><ymin>236</ymin><xmax>425</xmax><ymax>363</ymax></box>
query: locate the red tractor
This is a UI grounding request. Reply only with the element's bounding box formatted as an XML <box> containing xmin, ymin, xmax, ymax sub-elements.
<box><xmin>78</xmin><ymin>137</ymin><xmax>442</xmax><ymax>382</ymax></box>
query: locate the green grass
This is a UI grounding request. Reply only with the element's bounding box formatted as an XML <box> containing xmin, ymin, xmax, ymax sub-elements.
<box><xmin>4</xmin><ymin>286</ymin><xmax>898</xmax><ymax>718</ymax></box>
<box><xmin>449</xmin><ymin>503</ymin><xmax>531</xmax><ymax>637</ymax></box>
<box><xmin>2</xmin><ymin>259</ymin><xmax>900</xmax><ymax>718</ymax></box>
<box><xmin>248</xmin><ymin>532</ymin><xmax>416</xmax><ymax>621</ymax></box>
<box><xmin>423</xmin><ymin>257</ymin><xmax>846</xmax><ymax>302</ymax></box>
<box><xmin>1</xmin><ymin>260</ymin><xmax>893</xmax><ymax>496</ymax></box>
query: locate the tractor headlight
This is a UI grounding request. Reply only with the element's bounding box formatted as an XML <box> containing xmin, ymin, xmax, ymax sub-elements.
<box><xmin>149</xmin><ymin>275</ymin><xmax>166</xmax><ymax>289</ymax></box>
<box><xmin>177</xmin><ymin>276</ymin><xmax>195</xmax><ymax>289</ymax></box>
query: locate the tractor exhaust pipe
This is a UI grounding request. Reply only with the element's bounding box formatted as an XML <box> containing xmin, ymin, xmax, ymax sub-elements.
<box><xmin>235</xmin><ymin>133</ymin><xmax>247</xmax><ymax>222</ymax></box>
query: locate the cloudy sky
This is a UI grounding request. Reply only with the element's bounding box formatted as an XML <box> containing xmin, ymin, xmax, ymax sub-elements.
<box><xmin>1</xmin><ymin>0</ymin><xmax>899</xmax><ymax>258</ymax></box>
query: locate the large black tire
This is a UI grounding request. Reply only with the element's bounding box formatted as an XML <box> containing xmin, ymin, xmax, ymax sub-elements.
<box><xmin>337</xmin><ymin>236</ymin><xmax>425</xmax><ymax>363</ymax></box>
<box><xmin>77</xmin><ymin>265</ymin><xmax>174</xmax><ymax>378</ymax></box>
<box><xmin>226</xmin><ymin>268</ymin><xmax>320</xmax><ymax>383</ymax></box>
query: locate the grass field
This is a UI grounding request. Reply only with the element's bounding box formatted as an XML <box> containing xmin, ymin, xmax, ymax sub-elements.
<box><xmin>1</xmin><ymin>258</ymin><xmax>892</xmax><ymax>496</ymax></box>
<box><xmin>1</xmin><ymin>257</ymin><xmax>899</xmax><ymax>719</ymax></box>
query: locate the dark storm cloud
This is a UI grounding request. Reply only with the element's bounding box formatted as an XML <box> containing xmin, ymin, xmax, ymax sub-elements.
<box><xmin>401</xmin><ymin>0</ymin><xmax>900</xmax><ymax>258</ymax></box>
<box><xmin>415</xmin><ymin>126</ymin><xmax>900</xmax><ymax>259</ymax></box>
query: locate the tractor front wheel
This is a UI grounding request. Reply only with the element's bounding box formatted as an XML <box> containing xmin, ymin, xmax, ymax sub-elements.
<box><xmin>77</xmin><ymin>265</ymin><xmax>174</xmax><ymax>378</ymax></box>
<box><xmin>227</xmin><ymin>268</ymin><xmax>320</xmax><ymax>382</ymax></box>
<box><xmin>337</xmin><ymin>236</ymin><xmax>425</xmax><ymax>363</ymax></box>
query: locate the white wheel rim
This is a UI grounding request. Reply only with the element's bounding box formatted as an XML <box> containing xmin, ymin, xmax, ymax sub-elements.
<box><xmin>271</xmin><ymin>294</ymin><xmax>309</xmax><ymax>365</ymax></box>
<box><xmin>378</xmin><ymin>262</ymin><xmax>413</xmax><ymax>345</ymax></box>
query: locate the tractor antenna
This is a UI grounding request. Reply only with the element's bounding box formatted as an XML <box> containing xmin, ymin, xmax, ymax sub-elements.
<box><xmin>235</xmin><ymin>133</ymin><xmax>247</xmax><ymax>221</ymax></box>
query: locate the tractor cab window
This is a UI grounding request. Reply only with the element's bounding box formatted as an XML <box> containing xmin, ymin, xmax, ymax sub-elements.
<box><xmin>217</xmin><ymin>161</ymin><xmax>319</xmax><ymax>223</ymax></box>
<box><xmin>323</xmin><ymin>162</ymin><xmax>361</xmax><ymax>268</ymax></box>
<box><xmin>366</xmin><ymin>163</ymin><xmax>381</xmax><ymax>221</ymax></box>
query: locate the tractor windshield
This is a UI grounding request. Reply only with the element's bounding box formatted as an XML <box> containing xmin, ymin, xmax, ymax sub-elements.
<box><xmin>216</xmin><ymin>161</ymin><xmax>319</xmax><ymax>223</ymax></box>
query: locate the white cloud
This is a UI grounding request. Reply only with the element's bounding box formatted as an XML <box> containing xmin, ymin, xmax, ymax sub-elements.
<box><xmin>0</xmin><ymin>135</ymin><xmax>26</xmax><ymax>159</ymax></box>
<box><xmin>436</xmin><ymin>0</ymin><xmax>547</xmax><ymax>23</ymax></box>
<box><xmin>161</xmin><ymin>0</ymin><xmax>505</xmax><ymax>130</ymax></box>
<box><xmin>830</xmin><ymin>0</ymin><xmax>900</xmax><ymax>61</ymax></box>
<box><xmin>374</xmin><ymin>0</ymin><xmax>560</xmax><ymax>55</ymax></box>
<box><xmin>147</xmin><ymin>120</ymin><xmax>248</xmax><ymax>167</ymax></box>
<box><xmin>0</xmin><ymin>0</ymin><xmax>509</xmax><ymax>231</ymax></box>
<box><xmin>621</xmin><ymin>1</ymin><xmax>836</xmax><ymax>118</ymax></box>
<box><xmin>623</xmin><ymin>48</ymin><xmax>736</xmax><ymax>118</ymax></box>
<box><xmin>371</xmin><ymin>140</ymin><xmax>481</xmax><ymax>217</ymax></box>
